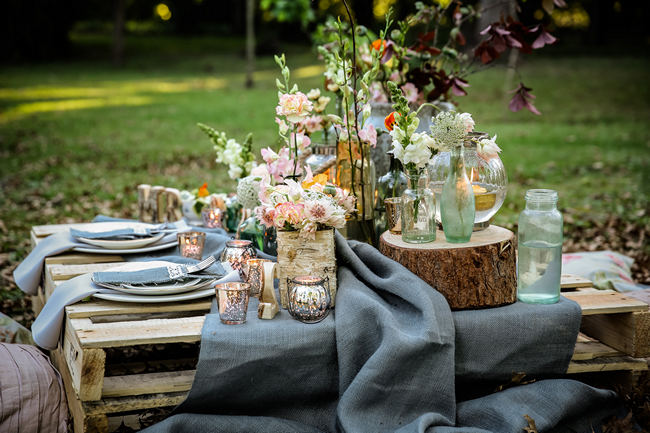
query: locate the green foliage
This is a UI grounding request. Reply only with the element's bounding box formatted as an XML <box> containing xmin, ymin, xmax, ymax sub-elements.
<box><xmin>261</xmin><ymin>0</ymin><xmax>315</xmax><ymax>29</ymax></box>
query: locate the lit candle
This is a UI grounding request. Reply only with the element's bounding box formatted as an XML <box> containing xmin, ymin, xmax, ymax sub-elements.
<box><xmin>177</xmin><ymin>231</ymin><xmax>206</xmax><ymax>260</ymax></box>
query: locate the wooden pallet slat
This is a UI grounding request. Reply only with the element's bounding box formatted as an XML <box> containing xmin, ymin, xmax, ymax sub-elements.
<box><xmin>564</xmin><ymin>289</ymin><xmax>649</xmax><ymax>315</ymax></box>
<box><xmin>102</xmin><ymin>370</ymin><xmax>195</xmax><ymax>398</ymax></box>
<box><xmin>560</xmin><ymin>274</ymin><xmax>595</xmax><ymax>290</ymax></box>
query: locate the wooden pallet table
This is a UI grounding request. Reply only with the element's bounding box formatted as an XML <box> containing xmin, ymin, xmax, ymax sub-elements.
<box><xmin>29</xmin><ymin>224</ymin><xmax>650</xmax><ymax>432</ymax></box>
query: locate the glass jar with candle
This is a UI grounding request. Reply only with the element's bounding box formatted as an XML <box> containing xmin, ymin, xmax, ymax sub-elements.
<box><xmin>428</xmin><ymin>132</ymin><xmax>507</xmax><ymax>230</ymax></box>
<box><xmin>375</xmin><ymin>153</ymin><xmax>407</xmax><ymax>235</ymax></box>
<box><xmin>287</xmin><ymin>276</ymin><xmax>331</xmax><ymax>324</ymax></box>
<box><xmin>220</xmin><ymin>239</ymin><xmax>256</xmax><ymax>277</ymax></box>
<box><xmin>517</xmin><ymin>189</ymin><xmax>563</xmax><ymax>304</ymax></box>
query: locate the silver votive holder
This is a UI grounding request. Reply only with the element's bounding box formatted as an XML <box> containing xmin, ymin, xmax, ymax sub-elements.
<box><xmin>244</xmin><ymin>258</ymin><xmax>271</xmax><ymax>298</ymax></box>
<box><xmin>220</xmin><ymin>239</ymin><xmax>256</xmax><ymax>277</ymax></box>
<box><xmin>216</xmin><ymin>282</ymin><xmax>250</xmax><ymax>325</ymax></box>
<box><xmin>384</xmin><ymin>197</ymin><xmax>402</xmax><ymax>234</ymax></box>
<box><xmin>177</xmin><ymin>231</ymin><xmax>206</xmax><ymax>260</ymax></box>
<box><xmin>201</xmin><ymin>206</ymin><xmax>224</xmax><ymax>229</ymax></box>
<box><xmin>287</xmin><ymin>275</ymin><xmax>331</xmax><ymax>324</ymax></box>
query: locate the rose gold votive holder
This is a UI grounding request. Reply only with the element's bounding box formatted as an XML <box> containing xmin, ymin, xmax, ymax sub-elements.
<box><xmin>216</xmin><ymin>282</ymin><xmax>250</xmax><ymax>325</ymax></box>
<box><xmin>384</xmin><ymin>197</ymin><xmax>402</xmax><ymax>234</ymax></box>
<box><xmin>244</xmin><ymin>258</ymin><xmax>271</xmax><ymax>298</ymax></box>
<box><xmin>201</xmin><ymin>207</ymin><xmax>224</xmax><ymax>229</ymax></box>
<box><xmin>177</xmin><ymin>231</ymin><xmax>206</xmax><ymax>260</ymax></box>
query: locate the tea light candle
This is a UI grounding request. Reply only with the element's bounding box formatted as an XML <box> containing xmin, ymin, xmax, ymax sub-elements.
<box><xmin>220</xmin><ymin>239</ymin><xmax>256</xmax><ymax>277</ymax></box>
<box><xmin>201</xmin><ymin>207</ymin><xmax>224</xmax><ymax>229</ymax></box>
<box><xmin>177</xmin><ymin>231</ymin><xmax>206</xmax><ymax>260</ymax></box>
<box><xmin>244</xmin><ymin>258</ymin><xmax>271</xmax><ymax>298</ymax></box>
<box><xmin>216</xmin><ymin>282</ymin><xmax>250</xmax><ymax>325</ymax></box>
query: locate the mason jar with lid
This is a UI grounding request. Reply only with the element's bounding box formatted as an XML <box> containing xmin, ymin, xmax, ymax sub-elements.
<box><xmin>517</xmin><ymin>189</ymin><xmax>563</xmax><ymax>304</ymax></box>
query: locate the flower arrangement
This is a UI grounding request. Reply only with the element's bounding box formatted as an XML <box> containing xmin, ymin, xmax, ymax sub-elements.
<box><xmin>197</xmin><ymin>124</ymin><xmax>257</xmax><ymax>180</ymax></box>
<box><xmin>255</xmin><ymin>169</ymin><xmax>356</xmax><ymax>239</ymax></box>
<box><xmin>295</xmin><ymin>88</ymin><xmax>337</xmax><ymax>141</ymax></box>
<box><xmin>315</xmin><ymin>2</ymin><xmax>563</xmax><ymax>114</ymax></box>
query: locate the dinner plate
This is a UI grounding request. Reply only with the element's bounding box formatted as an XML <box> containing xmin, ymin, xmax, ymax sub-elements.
<box><xmin>77</xmin><ymin>233</ymin><xmax>165</xmax><ymax>250</ymax></box>
<box><xmin>94</xmin><ymin>278</ymin><xmax>216</xmax><ymax>296</ymax></box>
<box><xmin>93</xmin><ymin>287</ymin><xmax>215</xmax><ymax>303</ymax></box>
<box><xmin>73</xmin><ymin>240</ymin><xmax>178</xmax><ymax>254</ymax></box>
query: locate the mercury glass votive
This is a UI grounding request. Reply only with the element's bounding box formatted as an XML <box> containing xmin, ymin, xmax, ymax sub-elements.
<box><xmin>177</xmin><ymin>231</ymin><xmax>206</xmax><ymax>260</ymax></box>
<box><xmin>201</xmin><ymin>207</ymin><xmax>224</xmax><ymax>229</ymax></box>
<box><xmin>220</xmin><ymin>239</ymin><xmax>257</xmax><ymax>277</ymax></box>
<box><xmin>384</xmin><ymin>197</ymin><xmax>402</xmax><ymax>234</ymax></box>
<box><xmin>287</xmin><ymin>276</ymin><xmax>331</xmax><ymax>324</ymax></box>
<box><xmin>244</xmin><ymin>258</ymin><xmax>271</xmax><ymax>298</ymax></box>
<box><xmin>216</xmin><ymin>282</ymin><xmax>250</xmax><ymax>325</ymax></box>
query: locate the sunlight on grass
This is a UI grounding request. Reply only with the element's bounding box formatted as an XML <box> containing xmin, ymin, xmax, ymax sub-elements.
<box><xmin>0</xmin><ymin>96</ymin><xmax>153</xmax><ymax>123</ymax></box>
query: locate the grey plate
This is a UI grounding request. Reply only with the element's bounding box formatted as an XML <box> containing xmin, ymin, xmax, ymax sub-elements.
<box><xmin>76</xmin><ymin>233</ymin><xmax>165</xmax><ymax>250</ymax></box>
<box><xmin>93</xmin><ymin>287</ymin><xmax>215</xmax><ymax>303</ymax></box>
<box><xmin>93</xmin><ymin>278</ymin><xmax>209</xmax><ymax>296</ymax></box>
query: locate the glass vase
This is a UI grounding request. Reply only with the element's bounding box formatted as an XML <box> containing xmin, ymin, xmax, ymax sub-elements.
<box><xmin>238</xmin><ymin>209</ymin><xmax>264</xmax><ymax>251</ymax></box>
<box><xmin>336</xmin><ymin>139</ymin><xmax>376</xmax><ymax>245</ymax></box>
<box><xmin>517</xmin><ymin>189</ymin><xmax>563</xmax><ymax>304</ymax></box>
<box><xmin>401</xmin><ymin>171</ymin><xmax>436</xmax><ymax>244</ymax></box>
<box><xmin>441</xmin><ymin>146</ymin><xmax>475</xmax><ymax>243</ymax></box>
<box><xmin>375</xmin><ymin>153</ymin><xmax>408</xmax><ymax>236</ymax></box>
<box><xmin>428</xmin><ymin>132</ymin><xmax>507</xmax><ymax>230</ymax></box>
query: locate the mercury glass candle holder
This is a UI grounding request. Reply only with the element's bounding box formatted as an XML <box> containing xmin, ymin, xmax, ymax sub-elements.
<box><xmin>384</xmin><ymin>197</ymin><xmax>402</xmax><ymax>234</ymax></box>
<box><xmin>244</xmin><ymin>258</ymin><xmax>271</xmax><ymax>298</ymax></box>
<box><xmin>177</xmin><ymin>231</ymin><xmax>206</xmax><ymax>260</ymax></box>
<box><xmin>220</xmin><ymin>239</ymin><xmax>257</xmax><ymax>278</ymax></box>
<box><xmin>201</xmin><ymin>206</ymin><xmax>224</xmax><ymax>229</ymax></box>
<box><xmin>216</xmin><ymin>282</ymin><xmax>250</xmax><ymax>325</ymax></box>
<box><xmin>287</xmin><ymin>276</ymin><xmax>331</xmax><ymax>324</ymax></box>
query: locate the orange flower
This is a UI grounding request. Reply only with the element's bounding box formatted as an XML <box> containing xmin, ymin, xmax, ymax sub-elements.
<box><xmin>302</xmin><ymin>173</ymin><xmax>329</xmax><ymax>189</ymax></box>
<box><xmin>384</xmin><ymin>111</ymin><xmax>398</xmax><ymax>131</ymax></box>
<box><xmin>371</xmin><ymin>39</ymin><xmax>386</xmax><ymax>55</ymax></box>
<box><xmin>197</xmin><ymin>182</ymin><xmax>209</xmax><ymax>198</ymax></box>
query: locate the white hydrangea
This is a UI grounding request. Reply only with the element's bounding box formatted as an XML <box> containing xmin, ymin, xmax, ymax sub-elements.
<box><xmin>430</xmin><ymin>112</ymin><xmax>469</xmax><ymax>152</ymax></box>
<box><xmin>236</xmin><ymin>175</ymin><xmax>261</xmax><ymax>209</ymax></box>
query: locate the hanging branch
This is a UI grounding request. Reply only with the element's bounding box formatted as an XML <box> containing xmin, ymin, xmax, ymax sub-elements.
<box><xmin>341</xmin><ymin>0</ymin><xmax>366</xmax><ymax>223</ymax></box>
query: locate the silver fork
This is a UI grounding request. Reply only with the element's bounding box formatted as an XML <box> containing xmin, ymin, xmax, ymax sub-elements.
<box><xmin>186</xmin><ymin>255</ymin><xmax>216</xmax><ymax>274</ymax></box>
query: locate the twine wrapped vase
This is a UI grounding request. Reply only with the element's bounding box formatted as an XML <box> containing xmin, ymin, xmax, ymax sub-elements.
<box><xmin>276</xmin><ymin>228</ymin><xmax>337</xmax><ymax>308</ymax></box>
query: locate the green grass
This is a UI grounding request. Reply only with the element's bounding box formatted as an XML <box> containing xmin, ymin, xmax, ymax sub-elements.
<box><xmin>1</xmin><ymin>34</ymin><xmax>649</xmax><ymax>265</ymax></box>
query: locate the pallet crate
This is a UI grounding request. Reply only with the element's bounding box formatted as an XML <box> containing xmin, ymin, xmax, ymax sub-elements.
<box><xmin>29</xmin><ymin>224</ymin><xmax>650</xmax><ymax>432</ymax></box>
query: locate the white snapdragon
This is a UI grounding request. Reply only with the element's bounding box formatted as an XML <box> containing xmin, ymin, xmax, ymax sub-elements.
<box><xmin>391</xmin><ymin>132</ymin><xmax>433</xmax><ymax>169</ymax></box>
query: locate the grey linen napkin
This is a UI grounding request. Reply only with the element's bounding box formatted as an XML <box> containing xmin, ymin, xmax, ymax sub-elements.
<box><xmin>13</xmin><ymin>221</ymin><xmax>188</xmax><ymax>295</ymax></box>
<box><xmin>31</xmin><ymin>265</ymin><xmax>241</xmax><ymax>350</ymax></box>
<box><xmin>92</xmin><ymin>262</ymin><xmax>228</xmax><ymax>286</ymax></box>
<box><xmin>70</xmin><ymin>226</ymin><xmax>168</xmax><ymax>239</ymax></box>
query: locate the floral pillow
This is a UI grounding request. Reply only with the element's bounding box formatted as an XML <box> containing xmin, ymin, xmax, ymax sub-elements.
<box><xmin>0</xmin><ymin>312</ymin><xmax>33</xmax><ymax>345</ymax></box>
<box><xmin>562</xmin><ymin>250</ymin><xmax>648</xmax><ymax>292</ymax></box>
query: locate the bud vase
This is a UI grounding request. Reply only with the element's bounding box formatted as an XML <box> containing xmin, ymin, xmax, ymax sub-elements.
<box><xmin>441</xmin><ymin>146</ymin><xmax>475</xmax><ymax>243</ymax></box>
<box><xmin>401</xmin><ymin>171</ymin><xmax>436</xmax><ymax>244</ymax></box>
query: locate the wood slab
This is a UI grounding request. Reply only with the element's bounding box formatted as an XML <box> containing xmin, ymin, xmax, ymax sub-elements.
<box><xmin>379</xmin><ymin>226</ymin><xmax>516</xmax><ymax>310</ymax></box>
<box><xmin>563</xmin><ymin>289</ymin><xmax>649</xmax><ymax>315</ymax></box>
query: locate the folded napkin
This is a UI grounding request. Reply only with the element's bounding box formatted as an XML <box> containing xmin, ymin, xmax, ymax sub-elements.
<box><xmin>31</xmin><ymin>261</ymin><xmax>241</xmax><ymax>350</ymax></box>
<box><xmin>70</xmin><ymin>225</ymin><xmax>171</xmax><ymax>240</ymax></box>
<box><xmin>92</xmin><ymin>261</ymin><xmax>229</xmax><ymax>286</ymax></box>
<box><xmin>14</xmin><ymin>220</ymin><xmax>189</xmax><ymax>295</ymax></box>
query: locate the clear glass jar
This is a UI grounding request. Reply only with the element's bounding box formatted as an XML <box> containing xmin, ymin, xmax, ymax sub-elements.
<box><xmin>428</xmin><ymin>132</ymin><xmax>507</xmax><ymax>230</ymax></box>
<box><xmin>238</xmin><ymin>209</ymin><xmax>264</xmax><ymax>251</ymax></box>
<box><xmin>375</xmin><ymin>153</ymin><xmax>408</xmax><ymax>236</ymax></box>
<box><xmin>517</xmin><ymin>189</ymin><xmax>563</xmax><ymax>304</ymax></box>
<box><xmin>401</xmin><ymin>171</ymin><xmax>436</xmax><ymax>244</ymax></box>
<box><xmin>440</xmin><ymin>145</ymin><xmax>475</xmax><ymax>243</ymax></box>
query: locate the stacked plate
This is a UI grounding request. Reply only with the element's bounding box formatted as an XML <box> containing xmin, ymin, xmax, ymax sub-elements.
<box><xmin>91</xmin><ymin>261</ymin><xmax>218</xmax><ymax>304</ymax></box>
<box><xmin>71</xmin><ymin>222</ymin><xmax>178</xmax><ymax>254</ymax></box>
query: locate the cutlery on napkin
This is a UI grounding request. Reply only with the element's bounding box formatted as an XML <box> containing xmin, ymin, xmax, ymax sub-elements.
<box><xmin>70</xmin><ymin>223</ymin><xmax>181</xmax><ymax>240</ymax></box>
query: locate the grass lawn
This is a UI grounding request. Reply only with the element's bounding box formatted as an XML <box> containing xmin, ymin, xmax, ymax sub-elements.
<box><xmin>1</xmin><ymin>34</ymin><xmax>649</xmax><ymax>321</ymax></box>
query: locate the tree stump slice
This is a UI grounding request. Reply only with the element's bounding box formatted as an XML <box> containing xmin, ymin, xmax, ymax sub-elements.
<box><xmin>379</xmin><ymin>225</ymin><xmax>516</xmax><ymax>310</ymax></box>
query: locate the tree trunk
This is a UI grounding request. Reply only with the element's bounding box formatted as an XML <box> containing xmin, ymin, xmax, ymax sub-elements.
<box><xmin>245</xmin><ymin>0</ymin><xmax>255</xmax><ymax>88</ymax></box>
<box><xmin>379</xmin><ymin>226</ymin><xmax>517</xmax><ymax>310</ymax></box>
<box><xmin>112</xmin><ymin>0</ymin><xmax>125</xmax><ymax>67</ymax></box>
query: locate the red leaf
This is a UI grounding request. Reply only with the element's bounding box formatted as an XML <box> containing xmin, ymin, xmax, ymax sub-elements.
<box><xmin>455</xmin><ymin>30</ymin><xmax>466</xmax><ymax>46</ymax></box>
<box><xmin>532</xmin><ymin>29</ymin><xmax>558</xmax><ymax>49</ymax></box>
<box><xmin>419</xmin><ymin>31</ymin><xmax>436</xmax><ymax>42</ymax></box>
<box><xmin>509</xmin><ymin>82</ymin><xmax>541</xmax><ymax>115</ymax></box>
<box><xmin>450</xmin><ymin>76</ymin><xmax>469</xmax><ymax>96</ymax></box>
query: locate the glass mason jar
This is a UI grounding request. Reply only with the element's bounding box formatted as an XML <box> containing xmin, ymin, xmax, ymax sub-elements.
<box><xmin>375</xmin><ymin>153</ymin><xmax>408</xmax><ymax>236</ymax></box>
<box><xmin>401</xmin><ymin>171</ymin><xmax>436</xmax><ymax>244</ymax></box>
<box><xmin>336</xmin><ymin>139</ymin><xmax>376</xmax><ymax>244</ymax></box>
<box><xmin>517</xmin><ymin>189</ymin><xmax>563</xmax><ymax>304</ymax></box>
<box><xmin>428</xmin><ymin>132</ymin><xmax>507</xmax><ymax>230</ymax></box>
<box><xmin>440</xmin><ymin>145</ymin><xmax>475</xmax><ymax>243</ymax></box>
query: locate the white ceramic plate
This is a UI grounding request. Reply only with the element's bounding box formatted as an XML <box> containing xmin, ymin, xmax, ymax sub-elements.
<box><xmin>94</xmin><ymin>278</ymin><xmax>218</xmax><ymax>296</ymax></box>
<box><xmin>77</xmin><ymin>233</ymin><xmax>165</xmax><ymax>250</ymax></box>
<box><xmin>73</xmin><ymin>240</ymin><xmax>177</xmax><ymax>254</ymax></box>
<box><xmin>93</xmin><ymin>287</ymin><xmax>215</xmax><ymax>303</ymax></box>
